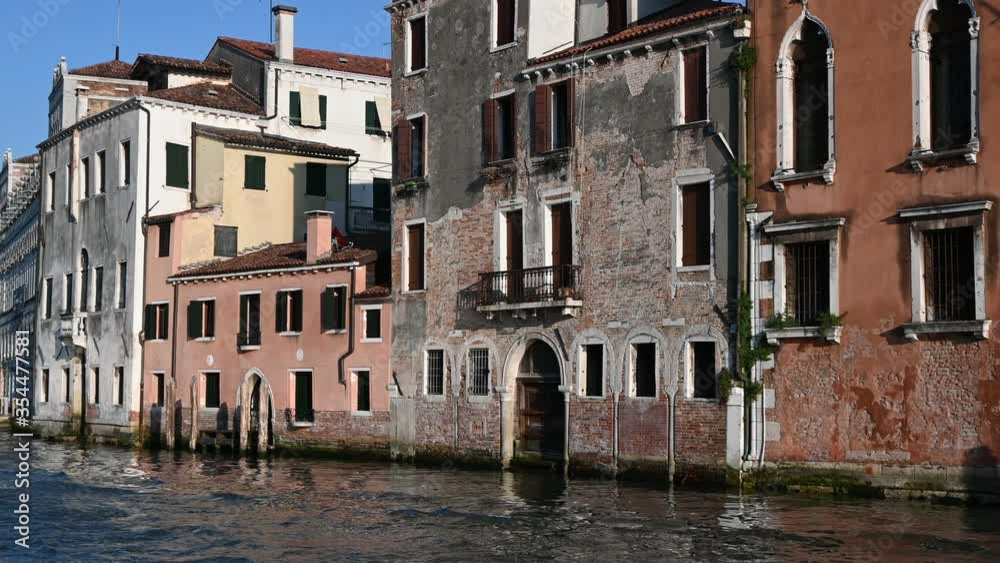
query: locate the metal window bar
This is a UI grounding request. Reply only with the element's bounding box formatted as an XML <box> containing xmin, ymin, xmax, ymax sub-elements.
<box><xmin>427</xmin><ymin>351</ymin><xmax>444</xmax><ymax>395</ymax></box>
<box><xmin>469</xmin><ymin>349</ymin><xmax>490</xmax><ymax>396</ymax></box>
<box><xmin>786</xmin><ymin>241</ymin><xmax>829</xmax><ymax>326</ymax></box>
<box><xmin>924</xmin><ymin>228</ymin><xmax>975</xmax><ymax>322</ymax></box>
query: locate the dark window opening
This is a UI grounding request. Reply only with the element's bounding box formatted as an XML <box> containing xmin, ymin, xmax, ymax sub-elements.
<box><xmin>244</xmin><ymin>155</ymin><xmax>266</xmax><ymax>190</ymax></box>
<box><xmin>321</xmin><ymin>286</ymin><xmax>347</xmax><ymax>332</ymax></box>
<box><xmin>187</xmin><ymin>300</ymin><xmax>216</xmax><ymax>340</ymax></box>
<box><xmin>65</xmin><ymin>273</ymin><xmax>74</xmax><ymax>313</ymax></box>
<box><xmin>364</xmin><ymin>308</ymin><xmax>382</xmax><ymax>340</ymax></box>
<box><xmin>94</xmin><ymin>267</ymin><xmax>103</xmax><ymax>312</ymax></box>
<box><xmin>633</xmin><ymin>342</ymin><xmax>657</xmax><ymax>398</ymax></box>
<box><xmin>692</xmin><ymin>342</ymin><xmax>718</xmax><ymax>399</ymax></box>
<box><xmin>483</xmin><ymin>94</ymin><xmax>516</xmax><ymax>163</ymax></box>
<box><xmin>496</xmin><ymin>0</ymin><xmax>516</xmax><ymax>46</ymax></box>
<box><xmin>929</xmin><ymin>1</ymin><xmax>973</xmax><ymax>152</ymax></box>
<box><xmin>275</xmin><ymin>289</ymin><xmax>304</xmax><ymax>333</ymax></box>
<box><xmin>792</xmin><ymin>19</ymin><xmax>830</xmax><ymax>173</ymax></box>
<box><xmin>294</xmin><ymin>371</ymin><xmax>313</xmax><ymax>422</ymax></box>
<box><xmin>410</xmin><ymin>116</ymin><xmax>425</xmax><ymax>177</ymax></box>
<box><xmin>79</xmin><ymin>250</ymin><xmax>89</xmax><ymax>313</ymax></box>
<box><xmin>426</xmin><ymin>350</ymin><xmax>444</xmax><ymax>396</ymax></box>
<box><xmin>158</xmin><ymin>223</ymin><xmax>172</xmax><ymax>257</ymax></box>
<box><xmin>121</xmin><ymin>140</ymin><xmax>131</xmax><ymax>186</ymax></box>
<box><xmin>205</xmin><ymin>373</ymin><xmax>221</xmax><ymax>409</ymax></box>
<box><xmin>683</xmin><ymin>47</ymin><xmax>708</xmax><ymax>123</ymax></box>
<box><xmin>46</xmin><ymin>172</ymin><xmax>55</xmax><ymax>211</ymax></box>
<box><xmin>356</xmin><ymin>370</ymin><xmax>371</xmax><ymax>412</ymax></box>
<box><xmin>785</xmin><ymin>240</ymin><xmax>831</xmax><ymax>326</ymax></box>
<box><xmin>144</xmin><ymin>303</ymin><xmax>169</xmax><ymax>341</ymax></box>
<box><xmin>607</xmin><ymin>0</ymin><xmax>627</xmax><ymax>34</ymax></box>
<box><xmin>409</xmin><ymin>16</ymin><xmax>427</xmax><ymax>71</ymax></box>
<box><xmin>366</xmin><ymin>100</ymin><xmax>384</xmax><ymax>135</ymax></box>
<box><xmin>154</xmin><ymin>373</ymin><xmax>165</xmax><ymax>407</ymax></box>
<box><xmin>681</xmin><ymin>182</ymin><xmax>711</xmax><ymax>267</ymax></box>
<box><xmin>214</xmin><ymin>226</ymin><xmax>238</xmax><ymax>258</ymax></box>
<box><xmin>551</xmin><ymin>81</ymin><xmax>572</xmax><ymax>150</ymax></box>
<box><xmin>306</xmin><ymin>163</ymin><xmax>326</xmax><ymax>197</ymax></box>
<box><xmin>117</xmin><ymin>262</ymin><xmax>127</xmax><ymax>309</ymax></box>
<box><xmin>43</xmin><ymin>278</ymin><xmax>52</xmax><ymax>319</ymax></box>
<box><xmin>97</xmin><ymin>151</ymin><xmax>106</xmax><ymax>194</ymax></box>
<box><xmin>469</xmin><ymin>348</ymin><xmax>490</xmax><ymax>396</ymax></box>
<box><xmin>584</xmin><ymin>344</ymin><xmax>603</xmax><ymax>397</ymax></box>
<box><xmin>239</xmin><ymin>293</ymin><xmax>262</xmax><ymax>348</ymax></box>
<box><xmin>924</xmin><ymin>227</ymin><xmax>976</xmax><ymax>322</ymax></box>
<box><xmin>81</xmin><ymin>157</ymin><xmax>91</xmax><ymax>198</ymax></box>
<box><xmin>115</xmin><ymin>367</ymin><xmax>124</xmax><ymax>406</ymax></box>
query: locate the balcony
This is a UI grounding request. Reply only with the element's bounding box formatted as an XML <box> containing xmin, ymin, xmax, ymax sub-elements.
<box><xmin>237</xmin><ymin>330</ymin><xmax>261</xmax><ymax>351</ymax></box>
<box><xmin>59</xmin><ymin>312</ymin><xmax>87</xmax><ymax>350</ymax></box>
<box><xmin>348</xmin><ymin>206</ymin><xmax>390</xmax><ymax>234</ymax></box>
<box><xmin>473</xmin><ymin>265</ymin><xmax>582</xmax><ymax>319</ymax></box>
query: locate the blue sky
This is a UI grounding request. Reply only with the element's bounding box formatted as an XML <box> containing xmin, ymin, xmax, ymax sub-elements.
<box><xmin>0</xmin><ymin>0</ymin><xmax>391</xmax><ymax>157</ymax></box>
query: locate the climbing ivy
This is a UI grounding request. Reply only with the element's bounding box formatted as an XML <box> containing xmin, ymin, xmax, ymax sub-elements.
<box><xmin>737</xmin><ymin>291</ymin><xmax>772</xmax><ymax>404</ymax></box>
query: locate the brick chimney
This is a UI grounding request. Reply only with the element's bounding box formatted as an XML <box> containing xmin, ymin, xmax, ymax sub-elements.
<box><xmin>273</xmin><ymin>5</ymin><xmax>297</xmax><ymax>63</ymax></box>
<box><xmin>306</xmin><ymin>210</ymin><xmax>333</xmax><ymax>264</ymax></box>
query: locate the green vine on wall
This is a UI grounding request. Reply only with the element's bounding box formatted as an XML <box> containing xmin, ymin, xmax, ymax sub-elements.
<box><xmin>725</xmin><ymin>292</ymin><xmax>772</xmax><ymax>405</ymax></box>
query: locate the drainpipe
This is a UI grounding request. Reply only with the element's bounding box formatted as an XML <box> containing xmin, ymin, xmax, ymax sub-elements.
<box><xmin>137</xmin><ymin>103</ymin><xmax>152</xmax><ymax>443</ymax></box>
<box><xmin>168</xmin><ymin>279</ymin><xmax>179</xmax><ymax>449</ymax></box>
<box><xmin>612</xmin><ymin>391</ymin><xmax>619</xmax><ymax>474</ymax></box>
<box><xmin>668</xmin><ymin>392</ymin><xmax>676</xmax><ymax>482</ymax></box>
<box><xmin>336</xmin><ymin>265</ymin><xmax>358</xmax><ymax>389</ymax></box>
<box><xmin>256</xmin><ymin>68</ymin><xmax>282</xmax><ymax>126</ymax></box>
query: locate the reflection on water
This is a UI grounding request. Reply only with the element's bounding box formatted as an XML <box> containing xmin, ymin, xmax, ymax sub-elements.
<box><xmin>1</xmin><ymin>434</ymin><xmax>999</xmax><ymax>562</ymax></box>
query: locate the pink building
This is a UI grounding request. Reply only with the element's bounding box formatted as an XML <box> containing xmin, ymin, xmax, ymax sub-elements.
<box><xmin>142</xmin><ymin>211</ymin><xmax>393</xmax><ymax>454</ymax></box>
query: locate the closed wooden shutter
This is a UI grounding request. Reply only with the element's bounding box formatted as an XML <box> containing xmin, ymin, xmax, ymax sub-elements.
<box><xmin>506</xmin><ymin>210</ymin><xmax>523</xmax><ymax>271</ymax></box>
<box><xmin>407</xmin><ymin>223</ymin><xmax>425</xmax><ymax>291</ymax></box>
<box><xmin>187</xmin><ymin>301</ymin><xmax>202</xmax><ymax>339</ymax></box>
<box><xmin>684</xmin><ymin>48</ymin><xmax>707</xmax><ymax>123</ymax></box>
<box><xmin>144</xmin><ymin>304</ymin><xmax>156</xmax><ymax>339</ymax></box>
<box><xmin>534</xmin><ymin>84</ymin><xmax>551</xmax><ymax>154</ymax></box>
<box><xmin>681</xmin><ymin>183</ymin><xmax>711</xmax><ymax>267</ymax></box>
<box><xmin>157</xmin><ymin>304</ymin><xmax>168</xmax><ymax>340</ymax></box>
<box><xmin>289</xmin><ymin>91</ymin><xmax>302</xmax><ymax>125</ymax></box>
<box><xmin>396</xmin><ymin>119</ymin><xmax>413</xmax><ymax>179</ymax></box>
<box><xmin>497</xmin><ymin>0</ymin><xmax>516</xmax><ymax>45</ymax></box>
<box><xmin>567</xmin><ymin>79</ymin><xmax>576</xmax><ymax>147</ymax></box>
<box><xmin>366</xmin><ymin>100</ymin><xmax>381</xmax><ymax>132</ymax></box>
<box><xmin>319</xmin><ymin>95</ymin><xmax>328</xmax><ymax>129</ymax></box>
<box><xmin>291</xmin><ymin>291</ymin><xmax>303</xmax><ymax>332</ymax></box>
<box><xmin>165</xmin><ymin>143</ymin><xmax>189</xmax><ymax>189</ymax></box>
<box><xmin>244</xmin><ymin>156</ymin><xmax>266</xmax><ymax>190</ymax></box>
<box><xmin>550</xmin><ymin>203</ymin><xmax>572</xmax><ymax>266</ymax></box>
<box><xmin>483</xmin><ymin>99</ymin><xmax>498</xmax><ymax>163</ymax></box>
<box><xmin>321</xmin><ymin>288</ymin><xmax>335</xmax><ymax>331</ymax></box>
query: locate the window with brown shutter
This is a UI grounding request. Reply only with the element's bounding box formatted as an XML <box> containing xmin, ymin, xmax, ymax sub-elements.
<box><xmin>551</xmin><ymin>80</ymin><xmax>573</xmax><ymax>150</ymax></box>
<box><xmin>683</xmin><ymin>47</ymin><xmax>707</xmax><ymax>123</ymax></box>
<box><xmin>482</xmin><ymin>99</ymin><xmax>497</xmax><ymax>163</ymax></box>
<box><xmin>534</xmin><ymin>84</ymin><xmax>551</xmax><ymax>154</ymax></box>
<box><xmin>406</xmin><ymin>223</ymin><xmax>425</xmax><ymax>291</ymax></box>
<box><xmin>681</xmin><ymin>182</ymin><xmax>711</xmax><ymax>267</ymax></box>
<box><xmin>395</xmin><ymin>118</ymin><xmax>413</xmax><ymax>180</ymax></box>
<box><xmin>607</xmin><ymin>0</ymin><xmax>627</xmax><ymax>34</ymax></box>
<box><xmin>484</xmin><ymin>94</ymin><xmax>516</xmax><ymax>164</ymax></box>
<box><xmin>496</xmin><ymin>0</ymin><xmax>516</xmax><ymax>47</ymax></box>
<box><xmin>409</xmin><ymin>16</ymin><xmax>427</xmax><ymax>72</ymax></box>
<box><xmin>550</xmin><ymin>203</ymin><xmax>572</xmax><ymax>268</ymax></box>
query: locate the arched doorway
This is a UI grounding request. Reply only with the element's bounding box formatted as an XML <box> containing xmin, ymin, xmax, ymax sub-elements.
<box><xmin>516</xmin><ymin>341</ymin><xmax>565</xmax><ymax>460</ymax></box>
<box><xmin>238</xmin><ymin>371</ymin><xmax>273</xmax><ymax>454</ymax></box>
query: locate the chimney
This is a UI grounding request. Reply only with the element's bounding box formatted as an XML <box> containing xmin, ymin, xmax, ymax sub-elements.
<box><xmin>273</xmin><ymin>5</ymin><xmax>297</xmax><ymax>63</ymax></box>
<box><xmin>306</xmin><ymin>210</ymin><xmax>333</xmax><ymax>264</ymax></box>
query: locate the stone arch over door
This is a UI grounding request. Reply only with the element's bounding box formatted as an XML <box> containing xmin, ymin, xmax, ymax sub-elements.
<box><xmin>236</xmin><ymin>369</ymin><xmax>275</xmax><ymax>454</ymax></box>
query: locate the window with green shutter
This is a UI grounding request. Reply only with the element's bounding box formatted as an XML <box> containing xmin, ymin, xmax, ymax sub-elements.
<box><xmin>244</xmin><ymin>155</ymin><xmax>266</xmax><ymax>190</ymax></box>
<box><xmin>321</xmin><ymin>286</ymin><xmax>347</xmax><ymax>332</ymax></box>
<box><xmin>306</xmin><ymin>163</ymin><xmax>326</xmax><ymax>197</ymax></box>
<box><xmin>214</xmin><ymin>226</ymin><xmax>238</xmax><ymax>258</ymax></box>
<box><xmin>165</xmin><ymin>143</ymin><xmax>189</xmax><ymax>189</ymax></box>
<box><xmin>366</xmin><ymin>101</ymin><xmax>383</xmax><ymax>135</ymax></box>
<box><xmin>319</xmin><ymin>95</ymin><xmax>328</xmax><ymax>130</ymax></box>
<box><xmin>289</xmin><ymin>91</ymin><xmax>302</xmax><ymax>126</ymax></box>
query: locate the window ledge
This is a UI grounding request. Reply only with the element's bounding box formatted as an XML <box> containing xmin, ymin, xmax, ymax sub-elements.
<box><xmin>352</xmin><ymin>411</ymin><xmax>373</xmax><ymax>417</ymax></box>
<box><xmin>770</xmin><ymin>167</ymin><xmax>835</xmax><ymax>192</ymax></box>
<box><xmin>674</xmin><ymin>119</ymin><xmax>711</xmax><ymax>131</ymax></box>
<box><xmin>402</xmin><ymin>289</ymin><xmax>426</xmax><ymax>296</ymax></box>
<box><xmin>765</xmin><ymin>326</ymin><xmax>842</xmax><ymax>345</ymax></box>
<box><xmin>361</xmin><ymin>338</ymin><xmax>383</xmax><ymax>344</ymax></box>
<box><xmin>404</xmin><ymin>68</ymin><xmax>427</xmax><ymax>78</ymax></box>
<box><xmin>532</xmin><ymin>148</ymin><xmax>572</xmax><ymax>163</ymax></box>
<box><xmin>576</xmin><ymin>395</ymin><xmax>608</xmax><ymax>402</ymax></box>
<box><xmin>324</xmin><ymin>329</ymin><xmax>348</xmax><ymax>336</ymax></box>
<box><xmin>195</xmin><ymin>337</ymin><xmax>216</xmax><ymax>343</ymax></box>
<box><xmin>678</xmin><ymin>264</ymin><xmax>711</xmax><ymax>273</ymax></box>
<box><xmin>627</xmin><ymin>396</ymin><xmax>659</xmax><ymax>402</ymax></box>
<box><xmin>423</xmin><ymin>394</ymin><xmax>447</xmax><ymax>403</ymax></box>
<box><xmin>164</xmin><ymin>184</ymin><xmax>190</xmax><ymax>192</ymax></box>
<box><xmin>239</xmin><ymin>345</ymin><xmax>261</xmax><ymax>352</ymax></box>
<box><xmin>278</xmin><ymin>332</ymin><xmax>302</xmax><ymax>338</ymax></box>
<box><xmin>907</xmin><ymin>144</ymin><xmax>978</xmax><ymax>172</ymax></box>
<box><xmin>903</xmin><ymin>320</ymin><xmax>990</xmax><ymax>342</ymax></box>
<box><xmin>291</xmin><ymin>421</ymin><xmax>315</xmax><ymax>428</ymax></box>
<box><xmin>467</xmin><ymin>395</ymin><xmax>492</xmax><ymax>404</ymax></box>
<box><xmin>490</xmin><ymin>42</ymin><xmax>518</xmax><ymax>54</ymax></box>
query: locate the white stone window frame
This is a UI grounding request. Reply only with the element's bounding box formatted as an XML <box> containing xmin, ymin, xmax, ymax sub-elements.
<box><xmin>238</xmin><ymin>290</ymin><xmax>263</xmax><ymax>351</ymax></box>
<box><xmin>899</xmin><ymin>200</ymin><xmax>992</xmax><ymax>341</ymax></box>
<box><xmin>490</xmin><ymin>0</ymin><xmax>518</xmax><ymax>52</ymax></box>
<box><xmin>88</xmin><ymin>365</ymin><xmax>100</xmax><ymax>406</ymax></box>
<box><xmin>423</xmin><ymin>346</ymin><xmax>448</xmax><ymax>399</ymax></box>
<box><xmin>95</xmin><ymin>150</ymin><xmax>107</xmax><ymax>195</ymax></box>
<box><xmin>163</xmin><ymin>140</ymin><xmax>191</xmax><ymax>192</ymax></box>
<box><xmin>192</xmin><ymin>297</ymin><xmax>217</xmax><ymax>342</ymax></box>
<box><xmin>119</xmin><ymin>138</ymin><xmax>131</xmax><ymax>190</ymax></box>
<box><xmin>402</xmin><ymin>217</ymin><xmax>427</xmax><ymax>295</ymax></box>
<box><xmin>115</xmin><ymin>260</ymin><xmax>127</xmax><ymax>310</ymax></box>
<box><xmin>38</xmin><ymin>369</ymin><xmax>49</xmax><ymax>404</ymax></box>
<box><xmin>908</xmin><ymin>0</ymin><xmax>980</xmax><ymax>170</ymax></box>
<box><xmin>42</xmin><ymin>277</ymin><xmax>53</xmax><ymax>320</ymax></box>
<box><xmin>113</xmin><ymin>365</ymin><xmax>125</xmax><ymax>406</ymax></box>
<box><xmin>577</xmin><ymin>340</ymin><xmax>610</xmax><ymax>399</ymax></box>
<box><xmin>405</xmin><ymin>12</ymin><xmax>429</xmax><ymax>76</ymax></box>
<box><xmin>683</xmin><ymin>337</ymin><xmax>726</xmax><ymax>401</ymax></box>
<box><xmin>199</xmin><ymin>370</ymin><xmax>222</xmax><ymax>410</ymax></box>
<box><xmin>672</xmin><ymin>168</ymin><xmax>716</xmax><ymax>276</ymax></box>
<box><xmin>541</xmin><ymin>191</ymin><xmax>576</xmax><ymax>268</ymax></box>
<box><xmin>764</xmin><ymin>218</ymin><xmax>845</xmax><ymax>345</ymax></box>
<box><xmin>45</xmin><ymin>170</ymin><xmax>56</xmax><ymax>213</ymax></box>
<box><xmin>675</xmin><ymin>40</ymin><xmax>712</xmax><ymax>127</ymax></box>
<box><xmin>360</xmin><ymin>304</ymin><xmax>384</xmax><ymax>344</ymax></box>
<box><xmin>146</xmin><ymin>300</ymin><xmax>170</xmax><ymax>342</ymax></box>
<box><xmin>323</xmin><ymin>283</ymin><xmax>349</xmax><ymax>335</ymax></box>
<box><xmin>772</xmin><ymin>7</ymin><xmax>836</xmax><ymax>191</ymax></box>
<box><xmin>494</xmin><ymin>199</ymin><xmax>526</xmax><ymax>273</ymax></box>
<box><xmin>465</xmin><ymin>345</ymin><xmax>494</xmax><ymax>402</ymax></box>
<box><xmin>62</xmin><ymin>272</ymin><xmax>73</xmax><ymax>313</ymax></box>
<box><xmin>151</xmin><ymin>370</ymin><xmax>166</xmax><ymax>408</ymax></box>
<box><xmin>289</xmin><ymin>368</ymin><xmax>315</xmax><ymax>427</ymax></box>
<box><xmin>276</xmin><ymin>286</ymin><xmax>303</xmax><ymax>337</ymax></box>
<box><xmin>626</xmin><ymin>335</ymin><xmax>659</xmax><ymax>400</ymax></box>
<box><xmin>350</xmin><ymin>367</ymin><xmax>374</xmax><ymax>416</ymax></box>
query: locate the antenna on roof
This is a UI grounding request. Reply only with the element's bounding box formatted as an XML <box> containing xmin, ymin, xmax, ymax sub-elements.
<box><xmin>114</xmin><ymin>0</ymin><xmax>122</xmax><ymax>60</ymax></box>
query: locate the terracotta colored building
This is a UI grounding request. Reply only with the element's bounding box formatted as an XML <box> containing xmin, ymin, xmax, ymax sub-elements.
<box><xmin>747</xmin><ymin>0</ymin><xmax>1000</xmax><ymax>489</ymax></box>
<box><xmin>143</xmin><ymin>210</ymin><xmax>392</xmax><ymax>452</ymax></box>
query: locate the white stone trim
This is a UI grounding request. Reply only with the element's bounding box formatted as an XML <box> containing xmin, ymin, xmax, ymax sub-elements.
<box><xmin>674</xmin><ymin>41</ymin><xmax>711</xmax><ymax>126</ymax></box>
<box><xmin>402</xmin><ymin>218</ymin><xmax>427</xmax><ymax>294</ymax></box>
<box><xmin>404</xmin><ymin>11</ymin><xmax>429</xmax><ymax>76</ymax></box>
<box><xmin>672</xmin><ymin>169</ymin><xmax>716</xmax><ymax>276</ymax></box>
<box><xmin>898</xmin><ymin>200</ymin><xmax>992</xmax><ymax>220</ymax></box>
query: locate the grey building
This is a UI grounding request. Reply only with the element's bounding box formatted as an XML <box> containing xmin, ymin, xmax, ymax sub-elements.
<box><xmin>386</xmin><ymin>0</ymin><xmax>749</xmax><ymax>475</ymax></box>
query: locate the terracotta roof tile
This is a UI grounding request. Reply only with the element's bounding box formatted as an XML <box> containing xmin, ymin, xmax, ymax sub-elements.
<box><xmin>356</xmin><ymin>286</ymin><xmax>391</xmax><ymax>300</ymax></box>
<box><xmin>173</xmin><ymin>243</ymin><xmax>375</xmax><ymax>279</ymax></box>
<box><xmin>68</xmin><ymin>60</ymin><xmax>134</xmax><ymax>80</ymax></box>
<box><xmin>530</xmin><ymin>0</ymin><xmax>741</xmax><ymax>65</ymax></box>
<box><xmin>193</xmin><ymin>124</ymin><xmax>358</xmax><ymax>159</ymax></box>
<box><xmin>217</xmin><ymin>37</ymin><xmax>391</xmax><ymax>78</ymax></box>
<box><xmin>133</xmin><ymin>54</ymin><xmax>232</xmax><ymax>77</ymax></box>
<box><xmin>144</xmin><ymin>82</ymin><xmax>262</xmax><ymax>114</ymax></box>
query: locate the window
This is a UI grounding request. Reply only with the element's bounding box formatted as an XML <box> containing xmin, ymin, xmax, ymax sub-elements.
<box><xmin>39</xmin><ymin>369</ymin><xmax>49</xmax><ymax>403</ymax></box>
<box><xmin>79</xmin><ymin>250</ymin><xmax>90</xmax><ymax>313</ymax></box>
<box><xmin>96</xmin><ymin>150</ymin><xmax>106</xmax><ymax>194</ymax></box>
<box><xmin>43</xmin><ymin>278</ymin><xmax>52</xmax><ymax>319</ymax></box>
<box><xmin>607</xmin><ymin>0</ymin><xmax>627</xmax><ymax>34</ymax></box>
<box><xmin>680</xmin><ymin>182</ymin><xmax>712</xmax><ymax>268</ymax></box>
<box><xmin>630</xmin><ymin>342</ymin><xmax>657</xmax><ymax>398</ymax></box>
<box><xmin>276</xmin><ymin>289</ymin><xmax>303</xmax><ymax>334</ymax></box>
<box><xmin>306</xmin><ymin>163</ymin><xmax>326</xmax><ymax>197</ymax></box>
<box><xmin>63</xmin><ymin>273</ymin><xmax>74</xmax><ymax>313</ymax></box>
<box><xmin>775</xmin><ymin>13</ymin><xmax>834</xmax><ymax>183</ymax></box>
<box><xmin>144</xmin><ymin>303</ymin><xmax>169</xmax><ymax>341</ymax></box>
<box><xmin>395</xmin><ymin>115</ymin><xmax>426</xmax><ymax>179</ymax></box>
<box><xmin>165</xmin><ymin>143</ymin><xmax>189</xmax><ymax>189</ymax></box>
<box><xmin>404</xmin><ymin>222</ymin><xmax>426</xmax><ymax>292</ymax></box>
<box><xmin>408</xmin><ymin>15</ymin><xmax>427</xmax><ymax>72</ymax></box>
<box><xmin>187</xmin><ymin>299</ymin><xmax>216</xmax><ymax>340</ymax></box>
<box><xmin>354</xmin><ymin>370</ymin><xmax>371</xmax><ymax>413</ymax></box>
<box><xmin>244</xmin><ymin>155</ymin><xmax>266</xmax><ymax>190</ymax></box>
<box><xmin>483</xmin><ymin>93</ymin><xmax>516</xmax><ymax>163</ymax></box>
<box><xmin>158</xmin><ymin>223</ymin><xmax>171</xmax><ymax>257</ymax></box>
<box><xmin>205</xmin><ymin>372</ymin><xmax>221</xmax><ymax>409</ymax></box>
<box><xmin>468</xmin><ymin>348</ymin><xmax>490</xmax><ymax>396</ymax></box>
<box><xmin>681</xmin><ymin>47</ymin><xmax>708</xmax><ymax>124</ymax></box>
<box><xmin>294</xmin><ymin>371</ymin><xmax>313</xmax><ymax>422</ymax></box>
<box><xmin>116</xmin><ymin>261</ymin><xmax>127</xmax><ymax>309</ymax></box>
<box><xmin>154</xmin><ymin>373</ymin><xmax>165</xmax><ymax>407</ymax></box>
<box><xmin>239</xmin><ymin>293</ymin><xmax>261</xmax><ymax>348</ymax></box>
<box><xmin>923</xmin><ymin>227</ymin><xmax>976</xmax><ymax>322</ymax></box>
<box><xmin>425</xmin><ymin>349</ymin><xmax>444</xmax><ymax>396</ymax></box>
<box><xmin>580</xmin><ymin>343</ymin><xmax>604</xmax><ymax>398</ymax></box>
<box><xmin>81</xmin><ymin>157</ymin><xmax>91</xmax><ymax>199</ymax></box>
<box><xmin>785</xmin><ymin>241</ymin><xmax>831</xmax><ymax>326</ymax></box>
<box><xmin>494</xmin><ymin>0</ymin><xmax>516</xmax><ymax>47</ymax></box>
<box><xmin>46</xmin><ymin>172</ymin><xmax>55</xmax><ymax>212</ymax></box>
<box><xmin>363</xmin><ymin>306</ymin><xmax>382</xmax><ymax>342</ymax></box>
<box><xmin>64</xmin><ymin>164</ymin><xmax>70</xmax><ymax>206</ymax></box>
<box><xmin>534</xmin><ymin>80</ymin><xmax>574</xmax><ymax>153</ymax></box>
<box><xmin>289</xmin><ymin>91</ymin><xmax>328</xmax><ymax>129</ymax></box>
<box><xmin>93</xmin><ymin>267</ymin><xmax>103</xmax><ymax>312</ymax></box>
<box><xmin>214</xmin><ymin>226</ymin><xmax>238</xmax><ymax>258</ymax></box>
<box><xmin>321</xmin><ymin>286</ymin><xmax>347</xmax><ymax>332</ymax></box>
<box><xmin>366</xmin><ymin>101</ymin><xmax>383</xmax><ymax>135</ymax></box>
<box><xmin>690</xmin><ymin>342</ymin><xmax>718</xmax><ymax>399</ymax></box>
<box><xmin>89</xmin><ymin>367</ymin><xmax>100</xmax><ymax>405</ymax></box>
<box><xmin>120</xmin><ymin>140</ymin><xmax>131</xmax><ymax>187</ymax></box>
<box><xmin>114</xmin><ymin>367</ymin><xmax>124</xmax><ymax>406</ymax></box>
<box><xmin>63</xmin><ymin>368</ymin><xmax>71</xmax><ymax>403</ymax></box>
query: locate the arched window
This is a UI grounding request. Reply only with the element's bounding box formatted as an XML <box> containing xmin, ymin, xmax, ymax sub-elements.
<box><xmin>79</xmin><ymin>249</ymin><xmax>90</xmax><ymax>313</ymax></box>
<box><xmin>774</xmin><ymin>9</ymin><xmax>835</xmax><ymax>190</ymax></box>
<box><xmin>911</xmin><ymin>0</ymin><xmax>979</xmax><ymax>165</ymax></box>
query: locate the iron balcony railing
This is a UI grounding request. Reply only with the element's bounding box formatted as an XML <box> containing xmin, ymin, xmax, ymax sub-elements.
<box><xmin>477</xmin><ymin>265</ymin><xmax>581</xmax><ymax>307</ymax></box>
<box><xmin>237</xmin><ymin>330</ymin><xmax>261</xmax><ymax>349</ymax></box>
<box><xmin>348</xmin><ymin>206</ymin><xmax>390</xmax><ymax>233</ymax></box>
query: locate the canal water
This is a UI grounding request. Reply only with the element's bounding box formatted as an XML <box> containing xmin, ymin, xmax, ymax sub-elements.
<box><xmin>1</xmin><ymin>433</ymin><xmax>999</xmax><ymax>562</ymax></box>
